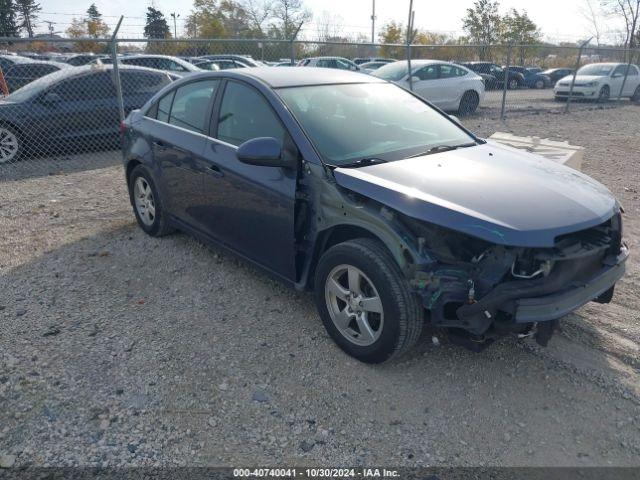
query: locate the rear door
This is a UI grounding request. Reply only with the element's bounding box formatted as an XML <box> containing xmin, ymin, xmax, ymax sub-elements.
<box><xmin>411</xmin><ymin>64</ymin><xmax>441</xmax><ymax>106</ymax></box>
<box><xmin>436</xmin><ymin>64</ymin><xmax>464</xmax><ymax>107</ymax></box>
<box><xmin>199</xmin><ymin>79</ymin><xmax>298</xmax><ymax>280</ymax></box>
<box><xmin>147</xmin><ymin>80</ymin><xmax>220</xmax><ymax>226</ymax></box>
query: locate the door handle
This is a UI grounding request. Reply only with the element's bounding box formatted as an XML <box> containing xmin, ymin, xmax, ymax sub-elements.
<box><xmin>208</xmin><ymin>163</ymin><xmax>224</xmax><ymax>178</ymax></box>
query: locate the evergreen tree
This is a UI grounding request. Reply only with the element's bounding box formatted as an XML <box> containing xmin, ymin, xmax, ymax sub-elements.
<box><xmin>144</xmin><ymin>6</ymin><xmax>170</xmax><ymax>39</ymax></box>
<box><xmin>15</xmin><ymin>0</ymin><xmax>40</xmax><ymax>38</ymax></box>
<box><xmin>0</xmin><ymin>0</ymin><xmax>19</xmax><ymax>37</ymax></box>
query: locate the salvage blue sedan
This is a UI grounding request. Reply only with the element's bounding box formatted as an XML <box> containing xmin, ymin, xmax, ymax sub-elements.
<box><xmin>121</xmin><ymin>68</ymin><xmax>628</xmax><ymax>363</ymax></box>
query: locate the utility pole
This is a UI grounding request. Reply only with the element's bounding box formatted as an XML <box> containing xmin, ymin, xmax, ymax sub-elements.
<box><xmin>44</xmin><ymin>21</ymin><xmax>55</xmax><ymax>36</ymax></box>
<box><xmin>170</xmin><ymin>13</ymin><xmax>179</xmax><ymax>38</ymax></box>
<box><xmin>371</xmin><ymin>0</ymin><xmax>376</xmax><ymax>43</ymax></box>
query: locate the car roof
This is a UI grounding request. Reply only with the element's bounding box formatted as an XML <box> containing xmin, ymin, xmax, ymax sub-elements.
<box><xmin>230</xmin><ymin>66</ymin><xmax>385</xmax><ymax>88</ymax></box>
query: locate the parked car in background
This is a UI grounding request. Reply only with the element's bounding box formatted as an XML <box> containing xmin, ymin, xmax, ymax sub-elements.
<box><xmin>0</xmin><ymin>65</ymin><xmax>176</xmax><ymax>163</ymax></box>
<box><xmin>359</xmin><ymin>61</ymin><xmax>392</xmax><ymax>74</ymax></box>
<box><xmin>372</xmin><ymin>60</ymin><xmax>484</xmax><ymax>114</ymax></box>
<box><xmin>542</xmin><ymin>67</ymin><xmax>574</xmax><ymax>85</ymax></box>
<box><xmin>121</xmin><ymin>67</ymin><xmax>627</xmax><ymax>363</ymax></box>
<box><xmin>274</xmin><ymin>61</ymin><xmax>295</xmax><ymax>67</ymax></box>
<box><xmin>4</xmin><ymin>60</ymin><xmax>71</xmax><ymax>92</ymax></box>
<box><xmin>462</xmin><ymin>62</ymin><xmax>525</xmax><ymax>89</ymax></box>
<box><xmin>353</xmin><ymin>57</ymin><xmax>395</xmax><ymax>65</ymax></box>
<box><xmin>65</xmin><ymin>54</ymin><xmax>108</xmax><ymax>66</ymax></box>
<box><xmin>118</xmin><ymin>55</ymin><xmax>202</xmax><ymax>75</ymax></box>
<box><xmin>507</xmin><ymin>66</ymin><xmax>551</xmax><ymax>89</ymax></box>
<box><xmin>0</xmin><ymin>54</ymin><xmax>36</xmax><ymax>74</ymax></box>
<box><xmin>196</xmin><ymin>55</ymin><xmax>261</xmax><ymax>68</ymax></box>
<box><xmin>554</xmin><ymin>63</ymin><xmax>640</xmax><ymax>102</ymax></box>
<box><xmin>298</xmin><ymin>57</ymin><xmax>360</xmax><ymax>71</ymax></box>
<box><xmin>187</xmin><ymin>60</ymin><xmax>221</xmax><ymax>71</ymax></box>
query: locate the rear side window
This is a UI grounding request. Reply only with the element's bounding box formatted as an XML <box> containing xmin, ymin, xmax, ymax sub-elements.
<box><xmin>414</xmin><ymin>65</ymin><xmax>438</xmax><ymax>80</ymax></box>
<box><xmin>216</xmin><ymin>81</ymin><xmax>285</xmax><ymax>147</ymax></box>
<box><xmin>167</xmin><ymin>80</ymin><xmax>218</xmax><ymax>133</ymax></box>
<box><xmin>156</xmin><ymin>91</ymin><xmax>174</xmax><ymax>122</ymax></box>
<box><xmin>439</xmin><ymin>65</ymin><xmax>461</xmax><ymax>79</ymax></box>
<box><xmin>628</xmin><ymin>65</ymin><xmax>639</xmax><ymax>76</ymax></box>
<box><xmin>8</xmin><ymin>64</ymin><xmax>57</xmax><ymax>77</ymax></box>
<box><xmin>121</xmin><ymin>71</ymin><xmax>172</xmax><ymax>96</ymax></box>
<box><xmin>49</xmin><ymin>72</ymin><xmax>115</xmax><ymax>101</ymax></box>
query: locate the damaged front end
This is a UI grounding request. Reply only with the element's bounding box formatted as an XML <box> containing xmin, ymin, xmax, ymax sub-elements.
<box><xmin>404</xmin><ymin>213</ymin><xmax>628</xmax><ymax>349</ymax></box>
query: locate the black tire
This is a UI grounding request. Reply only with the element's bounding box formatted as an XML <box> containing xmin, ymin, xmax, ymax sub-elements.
<box><xmin>534</xmin><ymin>79</ymin><xmax>545</xmax><ymax>89</ymax></box>
<box><xmin>508</xmin><ymin>78</ymin><xmax>519</xmax><ymax>89</ymax></box>
<box><xmin>313</xmin><ymin>238</ymin><xmax>423</xmax><ymax>364</ymax></box>
<box><xmin>597</xmin><ymin>85</ymin><xmax>610</xmax><ymax>103</ymax></box>
<box><xmin>632</xmin><ymin>85</ymin><xmax>640</xmax><ymax>103</ymax></box>
<box><xmin>128</xmin><ymin>164</ymin><xmax>173</xmax><ymax>237</ymax></box>
<box><xmin>458</xmin><ymin>90</ymin><xmax>480</xmax><ymax>116</ymax></box>
<box><xmin>0</xmin><ymin>124</ymin><xmax>22</xmax><ymax>164</ymax></box>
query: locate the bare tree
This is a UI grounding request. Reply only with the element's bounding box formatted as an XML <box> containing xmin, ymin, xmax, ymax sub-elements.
<box><xmin>602</xmin><ymin>0</ymin><xmax>640</xmax><ymax>52</ymax></box>
<box><xmin>271</xmin><ymin>0</ymin><xmax>311</xmax><ymax>39</ymax></box>
<box><xmin>582</xmin><ymin>0</ymin><xmax>603</xmax><ymax>46</ymax></box>
<box><xmin>315</xmin><ymin>10</ymin><xmax>344</xmax><ymax>42</ymax></box>
<box><xmin>242</xmin><ymin>0</ymin><xmax>273</xmax><ymax>36</ymax></box>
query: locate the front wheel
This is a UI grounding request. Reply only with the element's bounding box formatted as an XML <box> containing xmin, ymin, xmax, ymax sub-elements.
<box><xmin>0</xmin><ymin>125</ymin><xmax>21</xmax><ymax>164</ymax></box>
<box><xmin>314</xmin><ymin>238</ymin><xmax>423</xmax><ymax>363</ymax></box>
<box><xmin>534</xmin><ymin>79</ymin><xmax>545</xmax><ymax>89</ymax></box>
<box><xmin>632</xmin><ymin>85</ymin><xmax>640</xmax><ymax>103</ymax></box>
<box><xmin>128</xmin><ymin>164</ymin><xmax>173</xmax><ymax>237</ymax></box>
<box><xmin>597</xmin><ymin>85</ymin><xmax>610</xmax><ymax>103</ymax></box>
<box><xmin>458</xmin><ymin>90</ymin><xmax>480</xmax><ymax>116</ymax></box>
<box><xmin>508</xmin><ymin>78</ymin><xmax>519</xmax><ymax>89</ymax></box>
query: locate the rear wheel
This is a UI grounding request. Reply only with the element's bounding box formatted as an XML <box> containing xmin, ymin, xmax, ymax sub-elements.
<box><xmin>632</xmin><ymin>85</ymin><xmax>640</xmax><ymax>103</ymax></box>
<box><xmin>508</xmin><ymin>78</ymin><xmax>519</xmax><ymax>89</ymax></box>
<box><xmin>534</xmin><ymin>79</ymin><xmax>545</xmax><ymax>89</ymax></box>
<box><xmin>0</xmin><ymin>125</ymin><xmax>21</xmax><ymax>164</ymax></box>
<box><xmin>458</xmin><ymin>90</ymin><xmax>479</xmax><ymax>115</ymax></box>
<box><xmin>128</xmin><ymin>164</ymin><xmax>173</xmax><ymax>237</ymax></box>
<box><xmin>597</xmin><ymin>85</ymin><xmax>610</xmax><ymax>103</ymax></box>
<box><xmin>314</xmin><ymin>238</ymin><xmax>423</xmax><ymax>363</ymax></box>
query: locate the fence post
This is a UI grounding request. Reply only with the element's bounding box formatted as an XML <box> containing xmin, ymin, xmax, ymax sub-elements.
<box><xmin>289</xmin><ymin>22</ymin><xmax>304</xmax><ymax>66</ymax></box>
<box><xmin>500</xmin><ymin>44</ymin><xmax>511</xmax><ymax>120</ymax></box>
<box><xmin>616</xmin><ymin>49</ymin><xmax>633</xmax><ymax>104</ymax></box>
<box><xmin>406</xmin><ymin>1</ymin><xmax>414</xmax><ymax>92</ymax></box>
<box><xmin>110</xmin><ymin>16</ymin><xmax>125</xmax><ymax>124</ymax></box>
<box><xmin>565</xmin><ymin>38</ymin><xmax>591</xmax><ymax>114</ymax></box>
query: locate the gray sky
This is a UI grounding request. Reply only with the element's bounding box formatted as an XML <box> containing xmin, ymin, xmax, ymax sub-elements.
<box><xmin>38</xmin><ymin>0</ymin><xmax>625</xmax><ymax>43</ymax></box>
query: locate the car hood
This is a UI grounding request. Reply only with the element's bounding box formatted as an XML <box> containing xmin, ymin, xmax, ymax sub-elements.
<box><xmin>333</xmin><ymin>142</ymin><xmax>617</xmax><ymax>247</ymax></box>
<box><xmin>557</xmin><ymin>75</ymin><xmax>603</xmax><ymax>84</ymax></box>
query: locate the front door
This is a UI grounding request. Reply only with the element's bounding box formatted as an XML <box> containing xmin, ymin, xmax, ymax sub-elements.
<box><xmin>199</xmin><ymin>80</ymin><xmax>298</xmax><ymax>281</ymax></box>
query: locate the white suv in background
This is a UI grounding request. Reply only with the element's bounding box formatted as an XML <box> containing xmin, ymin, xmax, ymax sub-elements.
<box><xmin>554</xmin><ymin>62</ymin><xmax>640</xmax><ymax>102</ymax></box>
<box><xmin>372</xmin><ymin>60</ymin><xmax>485</xmax><ymax>115</ymax></box>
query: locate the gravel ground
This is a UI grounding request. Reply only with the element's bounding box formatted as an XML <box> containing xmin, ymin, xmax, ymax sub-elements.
<box><xmin>1</xmin><ymin>105</ymin><xmax>639</xmax><ymax>468</ymax></box>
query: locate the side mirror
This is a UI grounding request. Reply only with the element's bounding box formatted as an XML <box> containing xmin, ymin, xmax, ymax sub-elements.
<box><xmin>236</xmin><ymin>137</ymin><xmax>289</xmax><ymax>168</ymax></box>
<box><xmin>410</xmin><ymin>75</ymin><xmax>420</xmax><ymax>83</ymax></box>
<box><xmin>449</xmin><ymin>114</ymin><xmax>461</xmax><ymax>124</ymax></box>
<box><xmin>40</xmin><ymin>92</ymin><xmax>62</xmax><ymax>106</ymax></box>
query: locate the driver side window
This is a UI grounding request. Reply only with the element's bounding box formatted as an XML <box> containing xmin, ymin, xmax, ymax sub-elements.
<box><xmin>216</xmin><ymin>81</ymin><xmax>285</xmax><ymax>147</ymax></box>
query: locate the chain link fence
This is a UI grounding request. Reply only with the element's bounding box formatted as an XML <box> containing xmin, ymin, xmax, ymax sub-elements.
<box><xmin>0</xmin><ymin>36</ymin><xmax>638</xmax><ymax>176</ymax></box>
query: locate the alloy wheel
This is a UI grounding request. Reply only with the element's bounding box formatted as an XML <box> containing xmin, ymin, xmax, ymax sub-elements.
<box><xmin>0</xmin><ymin>127</ymin><xmax>19</xmax><ymax>164</ymax></box>
<box><xmin>134</xmin><ymin>177</ymin><xmax>156</xmax><ymax>226</ymax></box>
<box><xmin>325</xmin><ymin>264</ymin><xmax>384</xmax><ymax>346</ymax></box>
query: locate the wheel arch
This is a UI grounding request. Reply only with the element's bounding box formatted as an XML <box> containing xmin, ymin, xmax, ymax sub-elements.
<box><xmin>304</xmin><ymin>222</ymin><xmax>416</xmax><ymax>290</ymax></box>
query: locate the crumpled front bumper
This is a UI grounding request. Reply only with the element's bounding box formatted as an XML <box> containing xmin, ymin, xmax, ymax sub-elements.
<box><xmin>454</xmin><ymin>244</ymin><xmax>629</xmax><ymax>334</ymax></box>
<box><xmin>514</xmin><ymin>244</ymin><xmax>628</xmax><ymax>323</ymax></box>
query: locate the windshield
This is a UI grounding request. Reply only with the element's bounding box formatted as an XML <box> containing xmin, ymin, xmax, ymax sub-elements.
<box><xmin>277</xmin><ymin>83</ymin><xmax>476</xmax><ymax>166</ymax></box>
<box><xmin>577</xmin><ymin>64</ymin><xmax>614</xmax><ymax>76</ymax></box>
<box><xmin>371</xmin><ymin>62</ymin><xmax>409</xmax><ymax>82</ymax></box>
